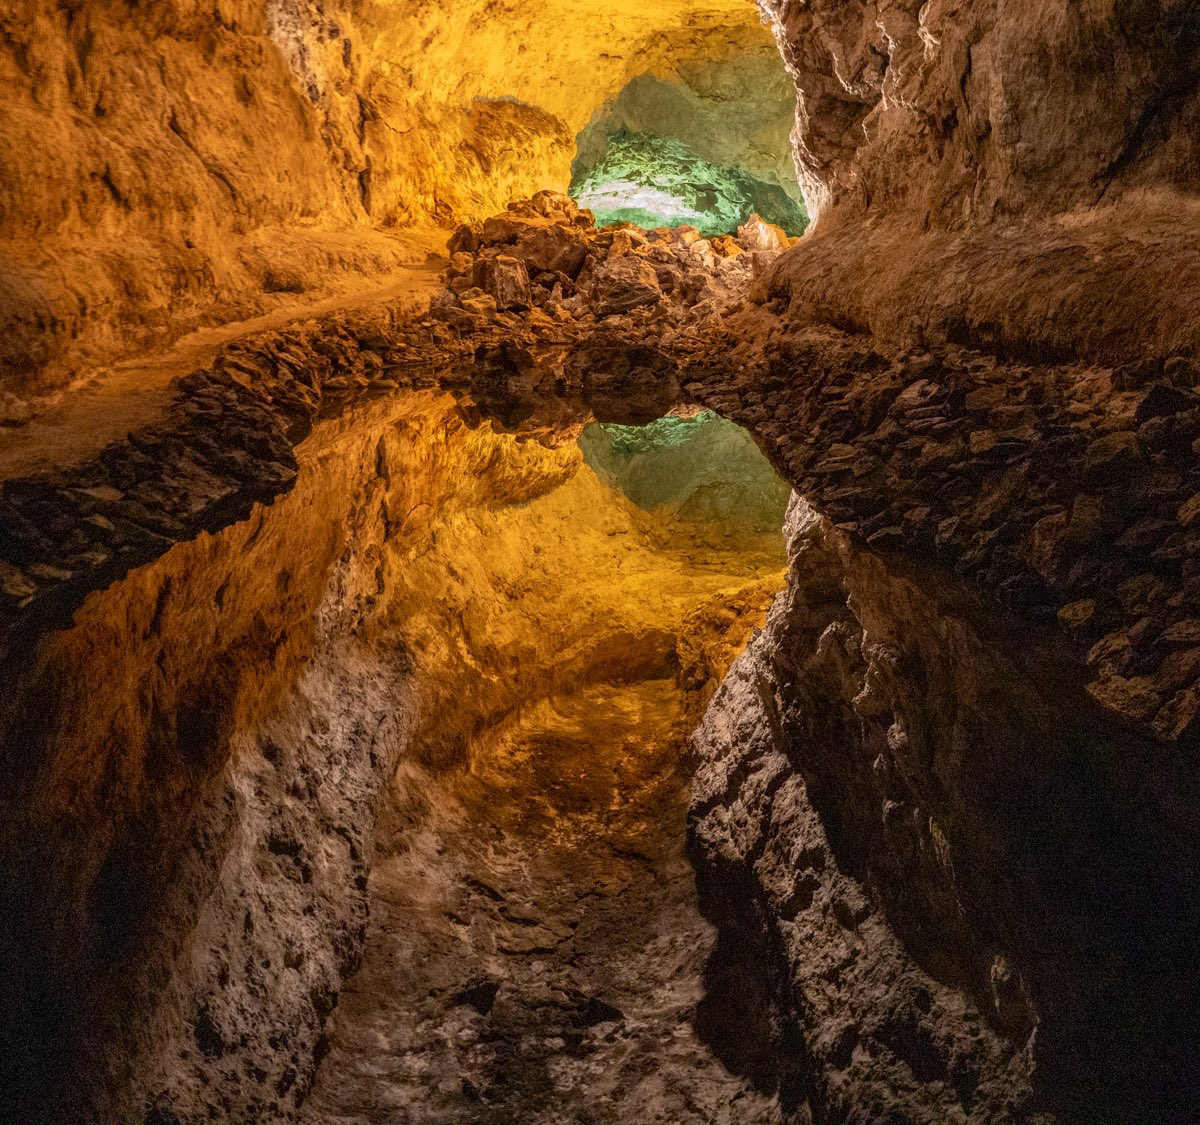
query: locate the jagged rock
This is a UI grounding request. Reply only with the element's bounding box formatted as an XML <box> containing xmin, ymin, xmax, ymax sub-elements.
<box><xmin>457</xmin><ymin>288</ymin><xmax>498</xmax><ymax>319</ymax></box>
<box><xmin>1085</xmin><ymin>431</ymin><xmax>1141</xmax><ymax>478</ymax></box>
<box><xmin>581</xmin><ymin>255</ymin><xmax>663</xmax><ymax>316</ymax></box>
<box><xmin>1113</xmin><ymin>360</ymin><xmax>1163</xmax><ymax>391</ymax></box>
<box><xmin>3</xmin><ymin>8</ymin><xmax>1200</xmax><ymax>1119</ymax></box>
<box><xmin>571</xmin><ymin>126</ymin><xmax>807</xmax><ymax>234</ymax></box>
<box><xmin>1135</xmin><ymin>382</ymin><xmax>1199</xmax><ymax>423</ymax></box>
<box><xmin>735</xmin><ymin>213</ymin><xmax>789</xmax><ymax>254</ymax></box>
<box><xmin>479</xmin><ymin>202</ymin><xmax>593</xmax><ymax>278</ymax></box>
<box><xmin>473</xmin><ymin>255</ymin><xmax>532</xmax><ymax>311</ymax></box>
<box><xmin>1165</xmin><ymin>356</ymin><xmax>1200</xmax><ymax>388</ymax></box>
<box><xmin>448</xmin><ymin>225</ymin><xmax>482</xmax><ymax>256</ymax></box>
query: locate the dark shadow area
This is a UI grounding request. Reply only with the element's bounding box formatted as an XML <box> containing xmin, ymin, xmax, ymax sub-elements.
<box><xmin>690</xmin><ymin>856</ymin><xmax>813</xmax><ymax>1118</ymax></box>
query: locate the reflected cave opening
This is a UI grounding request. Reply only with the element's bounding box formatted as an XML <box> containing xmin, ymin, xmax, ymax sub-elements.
<box><xmin>304</xmin><ymin>404</ymin><xmax>799</xmax><ymax>1121</ymax></box>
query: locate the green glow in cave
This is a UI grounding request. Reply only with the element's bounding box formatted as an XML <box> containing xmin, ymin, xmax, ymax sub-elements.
<box><xmin>570</xmin><ymin>132</ymin><xmax>808</xmax><ymax>236</ymax></box>
<box><xmin>580</xmin><ymin>412</ymin><xmax>792</xmax><ymax>535</ymax></box>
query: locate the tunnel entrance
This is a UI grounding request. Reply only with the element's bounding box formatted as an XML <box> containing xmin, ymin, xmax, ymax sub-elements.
<box><xmin>302</xmin><ymin>407</ymin><xmax>793</xmax><ymax>1122</ymax></box>
<box><xmin>570</xmin><ymin>131</ymin><xmax>807</xmax><ymax>235</ymax></box>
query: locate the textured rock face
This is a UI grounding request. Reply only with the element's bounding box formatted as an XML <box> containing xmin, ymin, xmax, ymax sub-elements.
<box><xmin>572</xmin><ymin>132</ymin><xmax>809</xmax><ymax>235</ymax></box>
<box><xmin>692</xmin><ymin>497</ymin><xmax>1200</xmax><ymax>1121</ymax></box>
<box><xmin>688</xmin><ymin>324</ymin><xmax>1200</xmax><ymax>752</ymax></box>
<box><xmin>580</xmin><ymin>411</ymin><xmax>793</xmax><ymax>536</ymax></box>
<box><xmin>0</xmin><ymin>0</ymin><xmax>429</xmax><ymax>390</ymax></box>
<box><xmin>0</xmin><ymin>0</ymin><xmax>778</xmax><ymax>392</ymax></box>
<box><xmin>753</xmin><ymin>0</ymin><xmax>1200</xmax><ymax>366</ymax></box>
<box><xmin>428</xmin><ymin>197</ymin><xmax>1200</xmax><ymax>1119</ymax></box>
<box><xmin>569</xmin><ymin>48</ymin><xmax>808</xmax><ymax>234</ymax></box>
<box><xmin>662</xmin><ymin>11</ymin><xmax>1200</xmax><ymax>1116</ymax></box>
<box><xmin>305</xmin><ymin>678</ymin><xmax>787</xmax><ymax>1124</ymax></box>
<box><xmin>759</xmin><ymin>0</ymin><xmax>1200</xmax><ymax>225</ymax></box>
<box><xmin>0</xmin><ymin>193</ymin><xmax>795</xmax><ymax>661</ymax></box>
<box><xmin>0</xmin><ymin>392</ymin><xmax>584</xmax><ymax>1120</ymax></box>
<box><xmin>299</xmin><ymin>434</ymin><xmax>788</xmax><ymax>1121</ymax></box>
<box><xmin>573</xmin><ymin>52</ymin><xmax>802</xmax><ymax>215</ymax></box>
<box><xmin>2</xmin><ymin>0</ymin><xmax>1200</xmax><ymax>1116</ymax></box>
<box><xmin>0</xmin><ymin>237</ymin><xmax>795</xmax><ymax>1118</ymax></box>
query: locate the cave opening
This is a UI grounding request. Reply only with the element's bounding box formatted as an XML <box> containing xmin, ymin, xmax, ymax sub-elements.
<box><xmin>568</xmin><ymin>58</ymin><xmax>808</xmax><ymax>236</ymax></box>
<box><xmin>570</xmin><ymin>130</ymin><xmax>808</xmax><ymax>235</ymax></box>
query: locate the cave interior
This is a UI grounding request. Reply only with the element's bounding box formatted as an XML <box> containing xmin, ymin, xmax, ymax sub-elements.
<box><xmin>1</xmin><ymin>1</ymin><xmax>1199</xmax><ymax>1123</ymax></box>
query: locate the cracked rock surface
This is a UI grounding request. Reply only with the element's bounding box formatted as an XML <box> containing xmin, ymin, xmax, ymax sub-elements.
<box><xmin>306</xmin><ymin>680</ymin><xmax>783</xmax><ymax>1125</ymax></box>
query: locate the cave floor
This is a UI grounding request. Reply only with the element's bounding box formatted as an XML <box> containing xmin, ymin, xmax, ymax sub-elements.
<box><xmin>303</xmin><ymin>675</ymin><xmax>783</xmax><ymax>1124</ymax></box>
<box><xmin>0</xmin><ymin>252</ymin><xmax>444</xmax><ymax>482</ymax></box>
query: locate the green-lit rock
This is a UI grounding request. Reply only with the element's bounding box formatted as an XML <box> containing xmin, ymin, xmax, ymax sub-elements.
<box><xmin>580</xmin><ymin>412</ymin><xmax>792</xmax><ymax>535</ymax></box>
<box><xmin>571</xmin><ymin>132</ymin><xmax>807</xmax><ymax>236</ymax></box>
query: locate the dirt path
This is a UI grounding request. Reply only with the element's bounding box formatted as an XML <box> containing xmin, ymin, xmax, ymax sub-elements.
<box><xmin>303</xmin><ymin>678</ymin><xmax>783</xmax><ymax>1124</ymax></box>
<box><xmin>0</xmin><ymin>259</ymin><xmax>444</xmax><ymax>482</ymax></box>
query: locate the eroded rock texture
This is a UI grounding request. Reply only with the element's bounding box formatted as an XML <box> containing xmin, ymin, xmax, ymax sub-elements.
<box><xmin>2</xmin><ymin>0</ymin><xmax>1199</xmax><ymax>1118</ymax></box>
<box><xmin>426</xmin><ymin>196</ymin><xmax>1200</xmax><ymax>1119</ymax></box>
<box><xmin>301</xmin><ymin>445</ymin><xmax>788</xmax><ymax>1123</ymax></box>
<box><xmin>1</xmin><ymin>393</ymin><xmax>585</xmax><ymax>1120</ymax></box>
<box><xmin>754</xmin><ymin>0</ymin><xmax>1200</xmax><ymax>365</ymax></box>
<box><xmin>0</xmin><ymin>0</ymin><xmax>778</xmax><ymax>391</ymax></box>
<box><xmin>674</xmin><ymin>6</ymin><xmax>1200</xmax><ymax>1118</ymax></box>
<box><xmin>692</xmin><ymin>497</ymin><xmax>1199</xmax><ymax>1122</ymax></box>
<box><xmin>570</xmin><ymin>49</ymin><xmax>807</xmax><ymax>233</ymax></box>
<box><xmin>0</xmin><ymin>194</ymin><xmax>789</xmax><ymax>654</ymax></box>
<box><xmin>0</xmin><ymin>226</ymin><xmax>793</xmax><ymax>1119</ymax></box>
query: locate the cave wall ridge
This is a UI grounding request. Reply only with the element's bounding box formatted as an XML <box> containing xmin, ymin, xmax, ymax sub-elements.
<box><xmin>692</xmin><ymin>492</ymin><xmax>1200</xmax><ymax>1121</ymax></box>
<box><xmin>755</xmin><ymin>0</ymin><xmax>1200</xmax><ymax>367</ymax></box>
<box><xmin>756</xmin><ymin>0</ymin><xmax>1200</xmax><ymax>226</ymax></box>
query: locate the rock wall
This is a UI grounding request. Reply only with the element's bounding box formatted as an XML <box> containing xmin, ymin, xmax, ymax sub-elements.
<box><xmin>692</xmin><ymin>496</ymin><xmax>1199</xmax><ymax>1122</ymax></box>
<box><xmin>678</xmin><ymin>4</ymin><xmax>1200</xmax><ymax>1121</ymax></box>
<box><xmin>760</xmin><ymin>0</ymin><xmax>1200</xmax><ymax>226</ymax></box>
<box><xmin>2</xmin><ymin>6</ymin><xmax>1199</xmax><ymax>1106</ymax></box>
<box><xmin>0</xmin><ymin>0</ymin><xmax>417</xmax><ymax>392</ymax></box>
<box><xmin>0</xmin><ymin>389</ymin><xmax>586</xmax><ymax>1120</ymax></box>
<box><xmin>571</xmin><ymin>50</ymin><xmax>807</xmax><ymax>232</ymax></box>
<box><xmin>403</xmin><ymin>198</ymin><xmax>1200</xmax><ymax>1116</ymax></box>
<box><xmin>0</xmin><ymin>0</ymin><xmax>778</xmax><ymax>392</ymax></box>
<box><xmin>752</xmin><ymin>0</ymin><xmax>1200</xmax><ymax>364</ymax></box>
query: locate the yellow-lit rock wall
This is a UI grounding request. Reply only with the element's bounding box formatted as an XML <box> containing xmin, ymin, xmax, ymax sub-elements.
<box><xmin>0</xmin><ymin>387</ymin><xmax>784</xmax><ymax>1119</ymax></box>
<box><xmin>0</xmin><ymin>0</ymin><xmax>779</xmax><ymax>390</ymax></box>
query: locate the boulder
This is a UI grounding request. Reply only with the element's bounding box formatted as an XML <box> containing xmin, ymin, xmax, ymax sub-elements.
<box><xmin>1135</xmin><ymin>382</ymin><xmax>1198</xmax><ymax>423</ymax></box>
<box><xmin>447</xmin><ymin>224</ymin><xmax>481</xmax><ymax>255</ymax></box>
<box><xmin>708</xmin><ymin>234</ymin><xmax>743</xmax><ymax>258</ymax></box>
<box><xmin>457</xmin><ymin>288</ymin><xmax>498</xmax><ymax>320</ymax></box>
<box><xmin>480</xmin><ymin>214</ymin><xmax>590</xmax><ymax>278</ymax></box>
<box><xmin>736</xmin><ymin>213</ymin><xmax>790</xmax><ymax>255</ymax></box>
<box><xmin>1084</xmin><ymin>431</ymin><xmax>1142</xmax><ymax>479</ymax></box>
<box><xmin>527</xmin><ymin>190</ymin><xmax>580</xmax><ymax>221</ymax></box>
<box><xmin>582</xmin><ymin>255</ymin><xmax>662</xmax><ymax>317</ymax></box>
<box><xmin>515</xmin><ymin>225</ymin><xmax>590</xmax><ymax>277</ymax></box>
<box><xmin>473</xmin><ymin>255</ymin><xmax>532</xmax><ymax>311</ymax></box>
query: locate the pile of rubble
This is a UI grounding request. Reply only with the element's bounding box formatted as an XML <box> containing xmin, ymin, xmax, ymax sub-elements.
<box><xmin>431</xmin><ymin>190</ymin><xmax>795</xmax><ymax>337</ymax></box>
